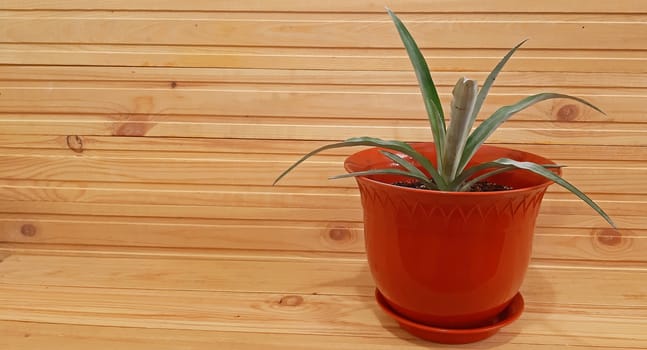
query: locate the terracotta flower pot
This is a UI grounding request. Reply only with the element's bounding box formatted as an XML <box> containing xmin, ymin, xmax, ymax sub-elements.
<box><xmin>345</xmin><ymin>143</ymin><xmax>559</xmax><ymax>342</ymax></box>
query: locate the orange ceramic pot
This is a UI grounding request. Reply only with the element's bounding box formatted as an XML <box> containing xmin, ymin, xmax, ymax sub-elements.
<box><xmin>345</xmin><ymin>143</ymin><xmax>559</xmax><ymax>330</ymax></box>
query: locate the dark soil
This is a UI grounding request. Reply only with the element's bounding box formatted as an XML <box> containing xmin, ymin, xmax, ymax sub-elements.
<box><xmin>393</xmin><ymin>181</ymin><xmax>513</xmax><ymax>192</ymax></box>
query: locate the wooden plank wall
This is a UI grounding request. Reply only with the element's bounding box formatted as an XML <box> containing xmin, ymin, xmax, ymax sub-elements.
<box><xmin>0</xmin><ymin>0</ymin><xmax>645</xmax><ymax>264</ymax></box>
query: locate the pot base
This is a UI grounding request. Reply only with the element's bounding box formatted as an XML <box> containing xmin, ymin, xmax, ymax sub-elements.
<box><xmin>375</xmin><ymin>289</ymin><xmax>525</xmax><ymax>344</ymax></box>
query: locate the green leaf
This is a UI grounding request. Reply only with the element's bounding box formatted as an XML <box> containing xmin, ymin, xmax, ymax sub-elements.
<box><xmin>379</xmin><ymin>150</ymin><xmax>436</xmax><ymax>189</ymax></box>
<box><xmin>452</xmin><ymin>161</ymin><xmax>563</xmax><ymax>189</ymax></box>
<box><xmin>490</xmin><ymin>158</ymin><xmax>616</xmax><ymax>228</ymax></box>
<box><xmin>330</xmin><ymin>168</ymin><xmax>434</xmax><ymax>187</ymax></box>
<box><xmin>469</xmin><ymin>40</ymin><xmax>527</xmax><ymax>130</ymax></box>
<box><xmin>387</xmin><ymin>8</ymin><xmax>446</xmax><ymax>166</ymax></box>
<box><xmin>458</xmin><ymin>93</ymin><xmax>605</xmax><ymax>173</ymax></box>
<box><xmin>273</xmin><ymin>136</ymin><xmax>445</xmax><ymax>188</ymax></box>
<box><xmin>450</xmin><ymin>161</ymin><xmax>513</xmax><ymax>190</ymax></box>
<box><xmin>457</xmin><ymin>166</ymin><xmax>516</xmax><ymax>191</ymax></box>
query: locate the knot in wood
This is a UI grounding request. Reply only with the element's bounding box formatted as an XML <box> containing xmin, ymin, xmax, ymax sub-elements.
<box><xmin>595</xmin><ymin>228</ymin><xmax>622</xmax><ymax>247</ymax></box>
<box><xmin>20</xmin><ymin>224</ymin><xmax>37</xmax><ymax>237</ymax></box>
<box><xmin>328</xmin><ymin>226</ymin><xmax>352</xmax><ymax>241</ymax></box>
<box><xmin>278</xmin><ymin>295</ymin><xmax>303</xmax><ymax>307</ymax></box>
<box><xmin>114</xmin><ymin>114</ymin><xmax>154</xmax><ymax>137</ymax></box>
<box><xmin>555</xmin><ymin>104</ymin><xmax>579</xmax><ymax>122</ymax></box>
<box><xmin>66</xmin><ymin>135</ymin><xmax>84</xmax><ymax>153</ymax></box>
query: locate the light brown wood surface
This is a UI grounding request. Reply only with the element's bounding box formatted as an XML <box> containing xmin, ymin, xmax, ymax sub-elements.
<box><xmin>4</xmin><ymin>0</ymin><xmax>647</xmax><ymax>12</ymax></box>
<box><xmin>1</xmin><ymin>247</ymin><xmax>646</xmax><ymax>349</ymax></box>
<box><xmin>1</xmin><ymin>0</ymin><xmax>645</xmax><ymax>348</ymax></box>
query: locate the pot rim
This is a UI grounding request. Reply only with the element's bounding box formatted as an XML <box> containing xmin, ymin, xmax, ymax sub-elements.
<box><xmin>344</xmin><ymin>143</ymin><xmax>560</xmax><ymax>197</ymax></box>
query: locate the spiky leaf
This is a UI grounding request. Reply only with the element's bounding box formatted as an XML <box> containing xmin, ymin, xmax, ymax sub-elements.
<box><xmin>379</xmin><ymin>150</ymin><xmax>436</xmax><ymax>189</ymax></box>
<box><xmin>458</xmin><ymin>93</ymin><xmax>605</xmax><ymax>173</ymax></box>
<box><xmin>273</xmin><ymin>136</ymin><xmax>445</xmax><ymax>187</ymax></box>
<box><xmin>330</xmin><ymin>168</ymin><xmax>434</xmax><ymax>187</ymax></box>
<box><xmin>469</xmin><ymin>40</ymin><xmax>527</xmax><ymax>129</ymax></box>
<box><xmin>452</xmin><ymin>161</ymin><xmax>563</xmax><ymax>191</ymax></box>
<box><xmin>387</xmin><ymin>8</ymin><xmax>446</xmax><ymax>168</ymax></box>
<box><xmin>489</xmin><ymin>158</ymin><xmax>616</xmax><ymax>228</ymax></box>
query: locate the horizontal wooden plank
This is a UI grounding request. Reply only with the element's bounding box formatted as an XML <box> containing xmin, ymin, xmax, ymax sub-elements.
<box><xmin>5</xmin><ymin>66</ymin><xmax>647</xmax><ymax>89</ymax></box>
<box><xmin>0</xmin><ymin>201</ymin><xmax>358</xmax><ymax>222</ymax></box>
<box><xmin>3</xmin><ymin>119</ymin><xmax>623</xmax><ymax>146</ymax></box>
<box><xmin>2</xmin><ymin>242</ymin><xmax>644</xmax><ymax>268</ymax></box>
<box><xmin>0</xmin><ymin>201</ymin><xmax>641</xmax><ymax>228</ymax></box>
<box><xmin>0</xmin><ymin>152</ymin><xmax>357</xmax><ymax>187</ymax></box>
<box><xmin>2</xmin><ymin>44</ymin><xmax>646</xmax><ymax>72</ymax></box>
<box><xmin>0</xmin><ymin>285</ymin><xmax>432</xmax><ymax>336</ymax></box>
<box><xmin>1</xmin><ymin>244</ymin><xmax>366</xmax><ymax>261</ymax></box>
<box><xmin>5</xmin><ymin>79</ymin><xmax>645</xmax><ymax>95</ymax></box>
<box><xmin>534</xmin><ymin>228</ymin><xmax>645</xmax><ymax>262</ymax></box>
<box><xmin>2</xmin><ymin>214</ymin><xmax>644</xmax><ymax>261</ymax></box>
<box><xmin>2</xmin><ymin>16</ymin><xmax>646</xmax><ymax>50</ymax></box>
<box><xmin>1</xmin><ymin>87</ymin><xmax>644</xmax><ymax>124</ymax></box>
<box><xmin>0</xmin><ymin>180</ymin><xmax>645</xmax><ymax>216</ymax></box>
<box><xmin>0</xmin><ymin>177</ymin><xmax>642</xmax><ymax>201</ymax></box>
<box><xmin>0</xmin><ymin>200</ymin><xmax>642</xmax><ymax>234</ymax></box>
<box><xmin>9</xmin><ymin>322</ymin><xmax>640</xmax><ymax>350</ymax></box>
<box><xmin>0</xmin><ymin>215</ymin><xmax>366</xmax><ymax>252</ymax></box>
<box><xmin>4</xmin><ymin>11</ymin><xmax>647</xmax><ymax>22</ymax></box>
<box><xmin>0</xmin><ymin>253</ymin><xmax>645</xmax><ymax>305</ymax></box>
<box><xmin>11</xmin><ymin>80</ymin><xmax>642</xmax><ymax>96</ymax></box>
<box><xmin>7</xmin><ymin>321</ymin><xmax>645</xmax><ymax>350</ymax></box>
<box><xmin>1</xmin><ymin>136</ymin><xmax>646</xmax><ymax>164</ymax></box>
<box><xmin>1</xmin><ymin>145</ymin><xmax>644</xmax><ymax>165</ymax></box>
<box><xmin>0</xmin><ymin>253</ymin><xmax>381</xmax><ymax>295</ymax></box>
<box><xmin>0</xmin><ymin>152</ymin><xmax>644</xmax><ymax>191</ymax></box>
<box><xmin>3</xmin><ymin>0</ymin><xmax>647</xmax><ymax>13</ymax></box>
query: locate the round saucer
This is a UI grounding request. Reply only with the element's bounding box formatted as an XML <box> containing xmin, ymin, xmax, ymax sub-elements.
<box><xmin>375</xmin><ymin>289</ymin><xmax>524</xmax><ymax>344</ymax></box>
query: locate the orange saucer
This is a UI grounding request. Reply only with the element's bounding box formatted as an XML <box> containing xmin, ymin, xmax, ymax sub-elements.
<box><xmin>375</xmin><ymin>289</ymin><xmax>525</xmax><ymax>344</ymax></box>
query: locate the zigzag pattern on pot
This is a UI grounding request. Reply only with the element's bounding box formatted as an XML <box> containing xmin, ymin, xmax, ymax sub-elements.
<box><xmin>357</xmin><ymin>180</ymin><xmax>546</xmax><ymax>225</ymax></box>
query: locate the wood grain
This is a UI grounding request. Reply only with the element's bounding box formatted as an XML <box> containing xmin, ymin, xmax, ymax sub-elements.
<box><xmin>3</xmin><ymin>44</ymin><xmax>646</xmax><ymax>72</ymax></box>
<box><xmin>2</xmin><ymin>321</ymin><xmax>643</xmax><ymax>350</ymax></box>
<box><xmin>1</xmin><ymin>214</ymin><xmax>645</xmax><ymax>263</ymax></box>
<box><xmin>6</xmin><ymin>199</ymin><xmax>640</xmax><ymax>229</ymax></box>
<box><xmin>0</xmin><ymin>251</ymin><xmax>645</xmax><ymax>348</ymax></box>
<box><xmin>1</xmin><ymin>86</ymin><xmax>644</xmax><ymax>122</ymax></box>
<box><xmin>0</xmin><ymin>118</ymin><xmax>645</xmax><ymax>148</ymax></box>
<box><xmin>2</xmin><ymin>15</ymin><xmax>646</xmax><ymax>50</ymax></box>
<box><xmin>0</xmin><ymin>215</ymin><xmax>366</xmax><ymax>252</ymax></box>
<box><xmin>0</xmin><ymin>180</ymin><xmax>644</xmax><ymax>215</ymax></box>
<box><xmin>5</xmin><ymin>66</ymin><xmax>647</xmax><ymax>89</ymax></box>
<box><xmin>1</xmin><ymin>136</ymin><xmax>646</xmax><ymax>163</ymax></box>
<box><xmin>1</xmin><ymin>1</ymin><xmax>645</xmax><ymax>348</ymax></box>
<box><xmin>2</xmin><ymin>253</ymin><xmax>646</xmax><ymax>304</ymax></box>
<box><xmin>4</xmin><ymin>0</ymin><xmax>647</xmax><ymax>13</ymax></box>
<box><xmin>0</xmin><ymin>152</ymin><xmax>644</xmax><ymax>192</ymax></box>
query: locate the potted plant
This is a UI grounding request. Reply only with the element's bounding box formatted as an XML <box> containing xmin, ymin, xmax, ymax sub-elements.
<box><xmin>274</xmin><ymin>9</ymin><xmax>616</xmax><ymax>344</ymax></box>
